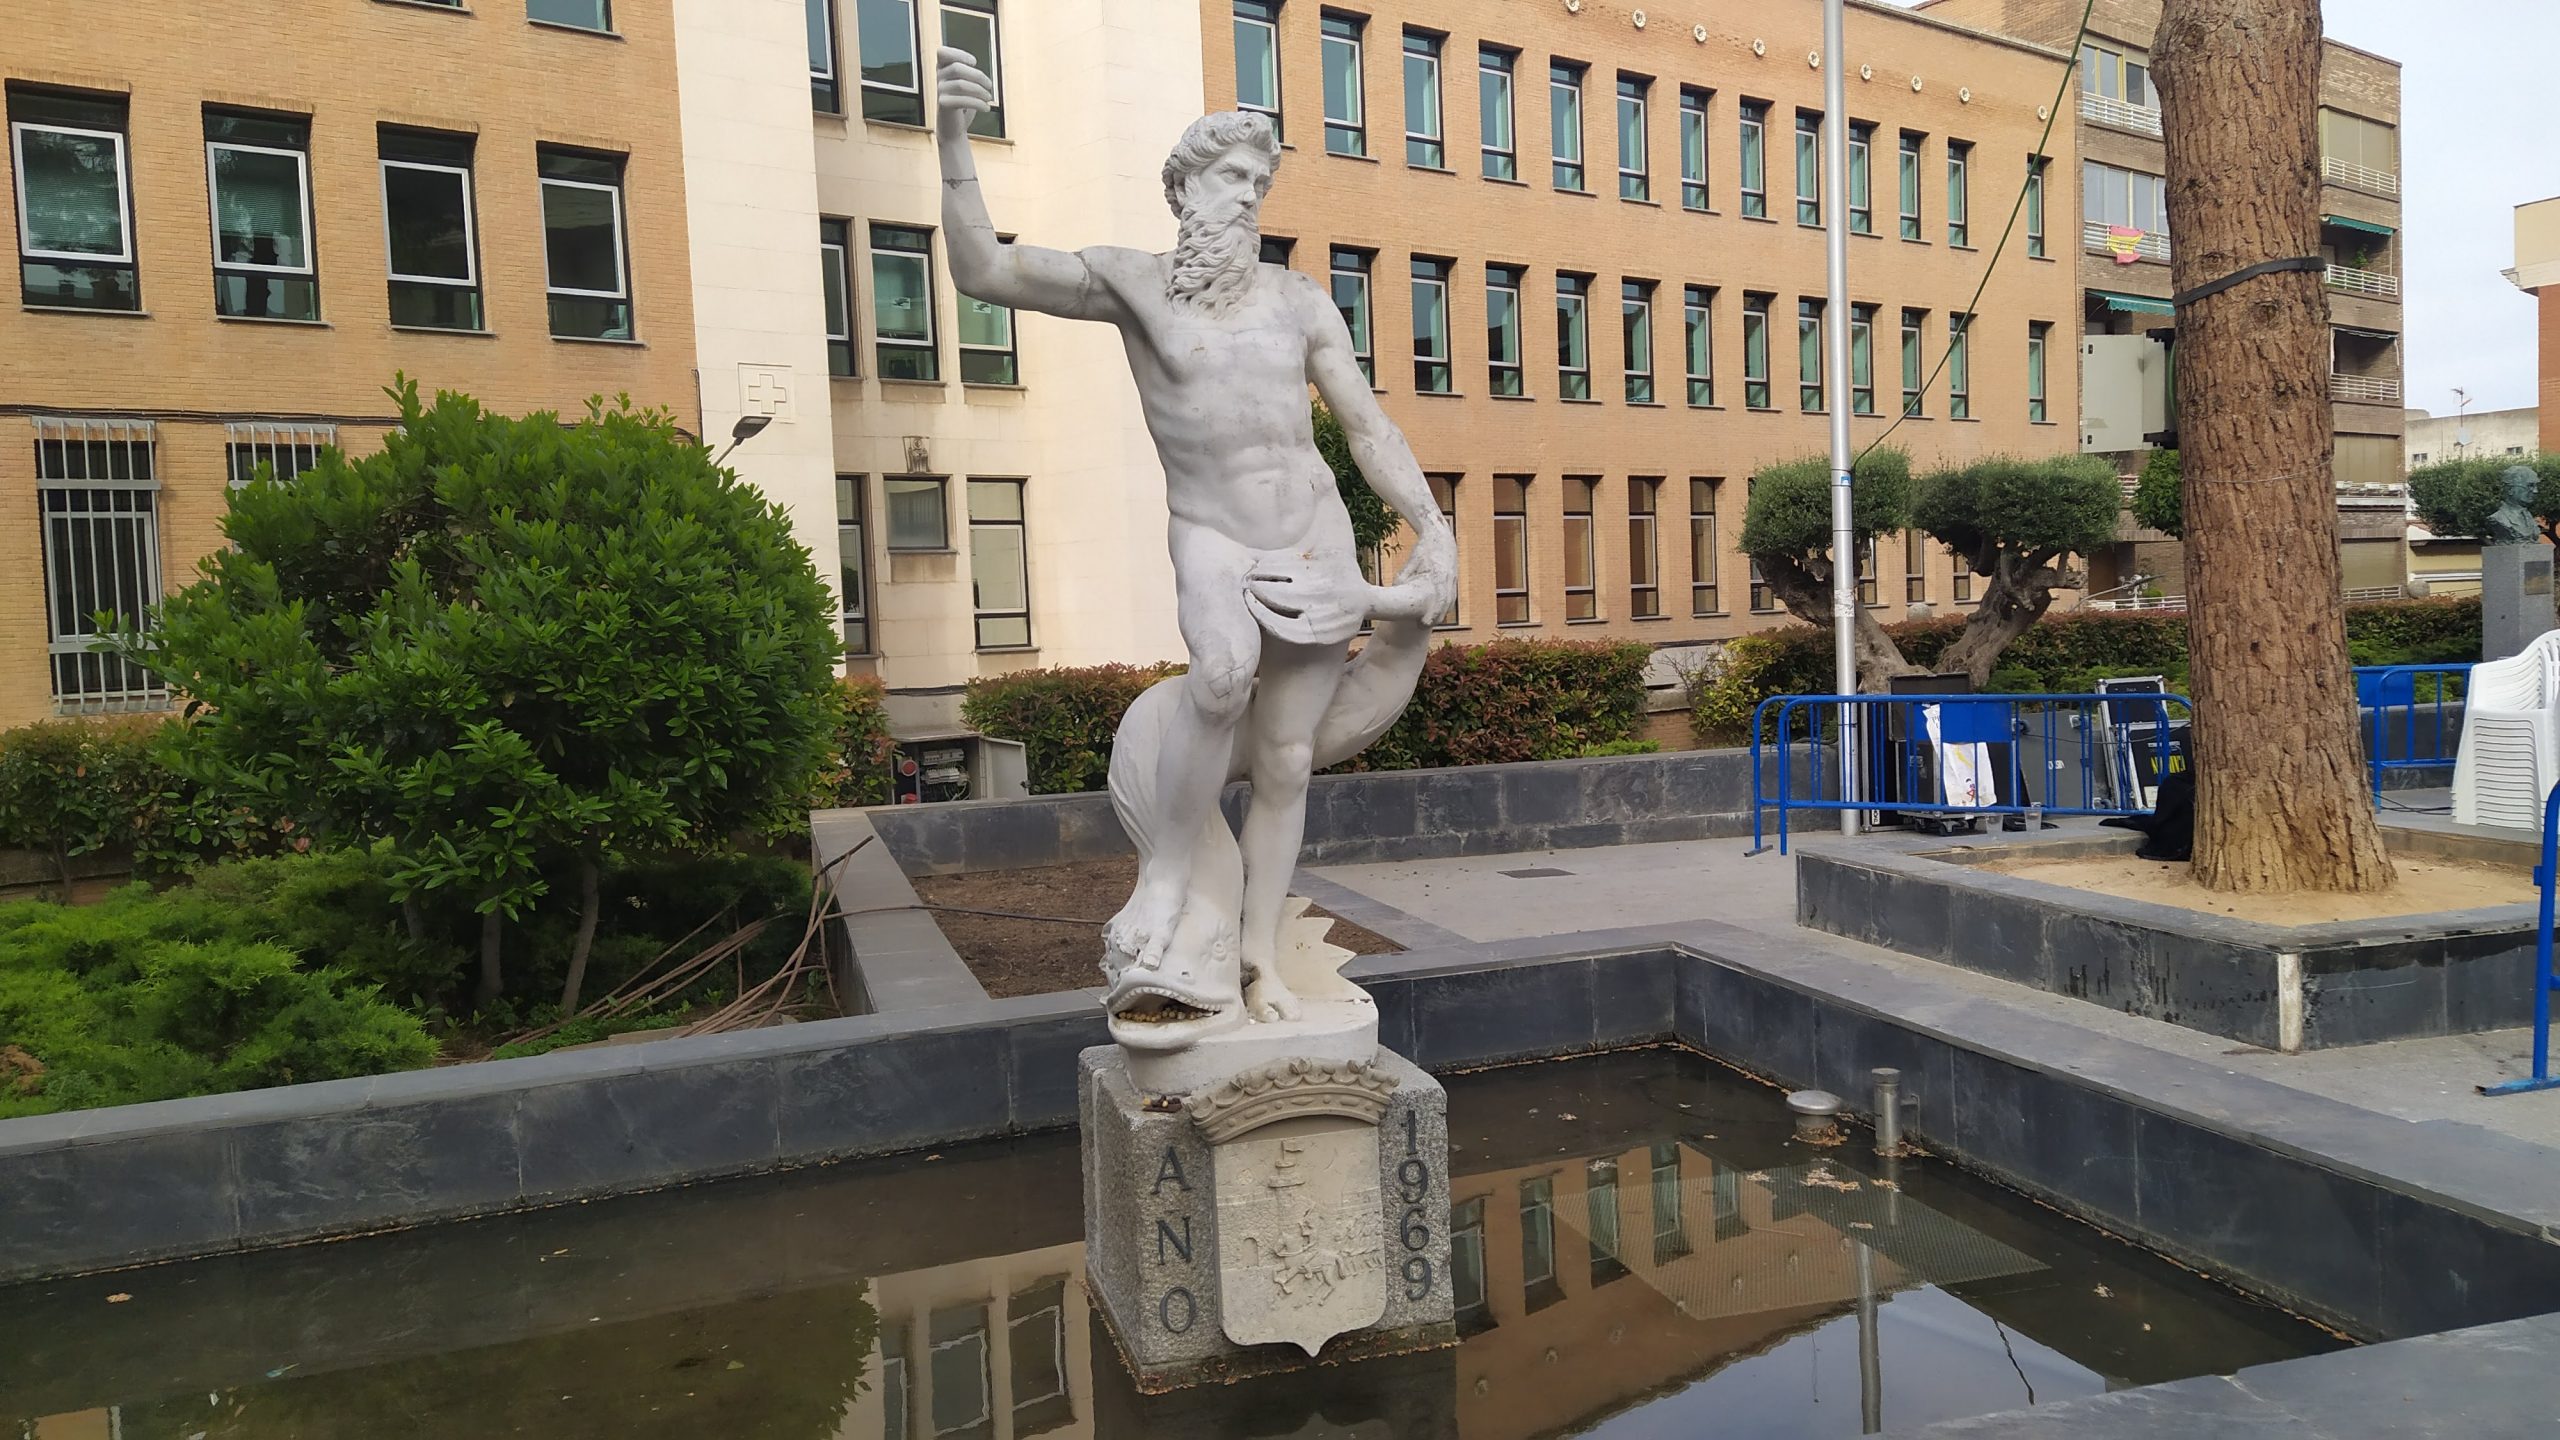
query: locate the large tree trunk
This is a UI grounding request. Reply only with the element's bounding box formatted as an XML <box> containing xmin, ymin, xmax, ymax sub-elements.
<box><xmin>1755</xmin><ymin>552</ymin><xmax>1920</xmax><ymax>689</ymax></box>
<box><xmin>558</xmin><ymin>860</ymin><xmax>604</xmax><ymax>1016</ymax></box>
<box><xmin>2156</xmin><ymin>0</ymin><xmax>2394</xmax><ymax>894</ymax></box>
<box><xmin>1936</xmin><ymin>551</ymin><xmax>2075</xmax><ymax>686</ymax></box>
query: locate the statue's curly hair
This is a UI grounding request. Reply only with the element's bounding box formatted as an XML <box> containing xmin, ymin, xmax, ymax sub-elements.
<box><xmin>1160</xmin><ymin>111</ymin><xmax>1283</xmax><ymax>216</ymax></box>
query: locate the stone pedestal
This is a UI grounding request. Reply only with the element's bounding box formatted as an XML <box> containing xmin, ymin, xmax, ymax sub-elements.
<box><xmin>2482</xmin><ymin>542</ymin><xmax>2557</xmax><ymax>661</ymax></box>
<box><xmin>1080</xmin><ymin>1044</ymin><xmax>1456</xmax><ymax>1392</ymax></box>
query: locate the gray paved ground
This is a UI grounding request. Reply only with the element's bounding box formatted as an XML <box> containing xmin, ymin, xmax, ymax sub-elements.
<box><xmin>1310</xmin><ymin>832</ymin><xmax>2560</xmax><ymax>1152</ymax></box>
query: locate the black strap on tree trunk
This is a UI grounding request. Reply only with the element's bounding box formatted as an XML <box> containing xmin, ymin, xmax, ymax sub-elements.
<box><xmin>2171</xmin><ymin>255</ymin><xmax>2325</xmax><ymax>309</ymax></box>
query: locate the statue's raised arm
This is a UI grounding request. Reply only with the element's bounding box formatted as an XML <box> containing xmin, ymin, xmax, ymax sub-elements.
<box><xmin>935</xmin><ymin>48</ymin><xmax>1129</xmax><ymax>323</ymax></box>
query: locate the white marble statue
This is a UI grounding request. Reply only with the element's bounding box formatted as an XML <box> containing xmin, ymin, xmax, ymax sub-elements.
<box><xmin>936</xmin><ymin>52</ymin><xmax>1458</xmax><ymax>1068</ymax></box>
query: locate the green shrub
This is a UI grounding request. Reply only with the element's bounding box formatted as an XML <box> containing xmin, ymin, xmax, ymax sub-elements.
<box><xmin>1356</xmin><ymin>639</ymin><xmax>1653</xmax><ymax>770</ymax></box>
<box><xmin>1575</xmin><ymin>738</ymin><xmax>1663</xmax><ymax>758</ymax></box>
<box><xmin>0</xmin><ymin>717</ymin><xmax>290</xmax><ymax>891</ymax></box>
<box><xmin>813</xmin><ymin>674</ymin><xmax>898</xmax><ymax>810</ymax></box>
<box><xmin>0</xmin><ymin>894</ymin><xmax>433</xmax><ymax>1117</ymax></box>
<box><xmin>962</xmin><ymin>662</ymin><xmax>1183</xmax><ymax>794</ymax></box>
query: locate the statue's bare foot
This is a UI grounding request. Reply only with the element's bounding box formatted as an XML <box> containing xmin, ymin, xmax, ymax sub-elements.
<box><xmin>1246</xmin><ymin>965</ymin><xmax>1303</xmax><ymax>1023</ymax></box>
<box><xmin>1104</xmin><ymin>878</ymin><xmax>1185</xmax><ymax>970</ymax></box>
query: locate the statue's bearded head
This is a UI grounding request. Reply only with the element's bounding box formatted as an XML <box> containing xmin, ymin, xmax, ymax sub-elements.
<box><xmin>1160</xmin><ymin>112</ymin><xmax>1282</xmax><ymax>314</ymax></box>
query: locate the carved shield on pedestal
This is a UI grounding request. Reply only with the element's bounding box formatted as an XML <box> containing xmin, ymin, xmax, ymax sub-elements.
<box><xmin>1213</xmin><ymin>1115</ymin><xmax>1387</xmax><ymax>1354</ymax></box>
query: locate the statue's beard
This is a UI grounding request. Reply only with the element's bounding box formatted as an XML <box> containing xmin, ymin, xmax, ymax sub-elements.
<box><xmin>1168</xmin><ymin>206</ymin><xmax>1260</xmax><ymax>314</ymax></box>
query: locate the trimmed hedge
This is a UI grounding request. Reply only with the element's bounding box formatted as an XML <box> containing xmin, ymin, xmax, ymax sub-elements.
<box><xmin>962</xmin><ymin>639</ymin><xmax>1652</xmax><ymax>794</ymax></box>
<box><xmin>0</xmin><ymin>718</ymin><xmax>286</xmax><ymax>892</ymax></box>
<box><xmin>815</xmin><ymin>674</ymin><xmax>898</xmax><ymax>810</ymax></box>
<box><xmin>1691</xmin><ymin>596</ymin><xmax>2482</xmax><ymax>744</ymax></box>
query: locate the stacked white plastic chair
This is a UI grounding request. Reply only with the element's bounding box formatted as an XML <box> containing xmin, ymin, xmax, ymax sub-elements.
<box><xmin>2452</xmin><ymin>630</ymin><xmax>2560</xmax><ymax>829</ymax></box>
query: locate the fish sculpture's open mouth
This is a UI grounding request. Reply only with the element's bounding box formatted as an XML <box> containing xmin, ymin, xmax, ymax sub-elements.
<box><xmin>1103</xmin><ymin>972</ymin><xmax>1243</xmax><ymax>1051</ymax></box>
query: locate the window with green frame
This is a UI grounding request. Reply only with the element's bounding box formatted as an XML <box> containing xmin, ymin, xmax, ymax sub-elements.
<box><xmin>1742</xmin><ymin>293</ymin><xmax>1771</xmax><ymax>409</ymax></box>
<box><xmin>1847</xmin><ymin>122</ymin><xmax>1872</xmax><ymax>234</ymax></box>
<box><xmin>1797</xmin><ymin>297</ymin><xmax>1823</xmax><ymax>412</ymax></box>
<box><xmin>1737</xmin><ymin>100</ymin><xmax>1767</xmax><ymax>218</ymax></box>
<box><xmin>1897</xmin><ymin>131</ymin><xmax>1921</xmax><ymax>240</ymax></box>
<box><xmin>1794</xmin><ymin>111</ymin><xmax>1820</xmax><ymax>225</ymax></box>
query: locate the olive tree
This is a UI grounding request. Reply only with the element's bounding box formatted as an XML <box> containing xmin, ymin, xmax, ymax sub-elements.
<box><xmin>1739</xmin><ymin>448</ymin><xmax>2122</xmax><ymax>687</ymax></box>
<box><xmin>135</xmin><ymin>380</ymin><xmax>841</xmax><ymax>1013</ymax></box>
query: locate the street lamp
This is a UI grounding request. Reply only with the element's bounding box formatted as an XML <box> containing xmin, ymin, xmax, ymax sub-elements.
<box><xmin>712</xmin><ymin>413</ymin><xmax>772</xmax><ymax>467</ymax></box>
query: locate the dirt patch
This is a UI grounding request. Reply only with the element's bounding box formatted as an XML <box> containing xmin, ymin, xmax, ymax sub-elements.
<box><xmin>1977</xmin><ymin>852</ymin><xmax>2537</xmax><ymax>925</ymax></box>
<box><xmin>910</xmin><ymin>855</ymin><xmax>1402</xmax><ymax>999</ymax></box>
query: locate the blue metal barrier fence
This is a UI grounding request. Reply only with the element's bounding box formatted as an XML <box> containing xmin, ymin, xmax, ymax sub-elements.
<box><xmin>2355</xmin><ymin>663</ymin><xmax>2470</xmax><ymax>798</ymax></box>
<box><xmin>2480</xmin><ymin>778</ymin><xmax>2560</xmax><ymax>1097</ymax></box>
<box><xmin>1750</xmin><ymin>692</ymin><xmax>2193</xmax><ymax>856</ymax></box>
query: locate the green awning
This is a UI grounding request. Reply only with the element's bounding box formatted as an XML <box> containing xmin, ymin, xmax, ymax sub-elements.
<box><xmin>2093</xmin><ymin>289</ymin><xmax>2175</xmax><ymax>316</ymax></box>
<box><xmin>2323</xmin><ymin>213</ymin><xmax>2396</xmax><ymax>238</ymax></box>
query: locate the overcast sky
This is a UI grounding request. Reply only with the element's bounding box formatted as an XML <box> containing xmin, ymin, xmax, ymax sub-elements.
<box><xmin>1888</xmin><ymin>0</ymin><xmax>2559</xmax><ymax>418</ymax></box>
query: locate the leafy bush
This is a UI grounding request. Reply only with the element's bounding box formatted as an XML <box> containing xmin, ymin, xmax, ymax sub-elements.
<box><xmin>134</xmin><ymin>380</ymin><xmax>842</xmax><ymax>1011</ymax></box>
<box><xmin>0</xmin><ymin>718</ymin><xmax>286</xmax><ymax>893</ymax></box>
<box><xmin>2131</xmin><ymin>449</ymin><xmax>2183</xmax><ymax>537</ymax></box>
<box><xmin>962</xmin><ymin>662</ymin><xmax>1184</xmax><ymax>795</ymax></box>
<box><xmin>1356</xmin><ymin>639</ymin><xmax>1653</xmax><ymax>770</ymax></box>
<box><xmin>1685</xmin><ymin>596</ymin><xmax>2481</xmax><ymax>745</ymax></box>
<box><xmin>2409</xmin><ymin>453</ymin><xmax>2560</xmax><ymax>543</ymax></box>
<box><xmin>813</xmin><ymin>675</ymin><xmax>898</xmax><ymax>810</ymax></box>
<box><xmin>0</xmin><ymin>888</ymin><xmax>434</xmax><ymax>1117</ymax></box>
<box><xmin>1575</xmin><ymin>738</ymin><xmax>1663</xmax><ymax>757</ymax></box>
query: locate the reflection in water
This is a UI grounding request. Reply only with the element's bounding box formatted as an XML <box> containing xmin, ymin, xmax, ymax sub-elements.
<box><xmin>2</xmin><ymin>1051</ymin><xmax>2342</xmax><ymax>1440</ymax></box>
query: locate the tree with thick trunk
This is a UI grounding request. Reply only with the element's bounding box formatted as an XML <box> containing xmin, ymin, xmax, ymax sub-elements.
<box><xmin>2155</xmin><ymin>0</ymin><xmax>2394</xmax><ymax>893</ymax></box>
<box><xmin>558</xmin><ymin>859</ymin><xmax>604</xmax><ymax>1015</ymax></box>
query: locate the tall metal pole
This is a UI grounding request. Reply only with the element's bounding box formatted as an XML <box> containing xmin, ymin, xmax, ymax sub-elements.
<box><xmin>1824</xmin><ymin>0</ymin><xmax>1860</xmax><ymax>834</ymax></box>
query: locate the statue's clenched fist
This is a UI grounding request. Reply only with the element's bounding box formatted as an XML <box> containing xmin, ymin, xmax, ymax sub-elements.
<box><xmin>936</xmin><ymin>46</ymin><xmax>994</xmax><ymax>125</ymax></box>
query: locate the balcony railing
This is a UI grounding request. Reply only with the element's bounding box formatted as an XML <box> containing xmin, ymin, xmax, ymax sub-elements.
<box><xmin>2083</xmin><ymin>220</ymin><xmax>2170</xmax><ymax>263</ymax></box>
<box><xmin>2322</xmin><ymin>155</ymin><xmax>2399</xmax><ymax>198</ymax></box>
<box><xmin>2078</xmin><ymin>90</ymin><xmax>2164</xmax><ymax>137</ymax></box>
<box><xmin>2325</xmin><ymin>263</ymin><xmax>2400</xmax><ymax>300</ymax></box>
<box><xmin>2331</xmin><ymin>372</ymin><xmax>2402</xmax><ymax>404</ymax></box>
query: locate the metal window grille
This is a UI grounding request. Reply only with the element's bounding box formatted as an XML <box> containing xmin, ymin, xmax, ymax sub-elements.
<box><xmin>224</xmin><ymin>420</ymin><xmax>335</xmax><ymax>487</ymax></box>
<box><xmin>35</xmin><ymin>417</ymin><xmax>167</xmax><ymax>710</ymax></box>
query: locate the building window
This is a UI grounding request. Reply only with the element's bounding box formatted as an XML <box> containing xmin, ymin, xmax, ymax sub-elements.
<box><xmin>2079</xmin><ymin>42</ymin><xmax>2152</xmax><ymax>109</ymax></box>
<box><xmin>1009</xmin><ymin>1278</ymin><xmax>1071</xmax><ymax>1435</ymax></box>
<box><xmin>1486</xmin><ymin>264</ymin><xmax>1524</xmax><ymax>397</ymax></box>
<box><xmin>1750</xmin><ymin>560</ymin><xmax>1772</xmax><ymax>612</ymax></box>
<box><xmin>1949</xmin><ymin>312</ymin><xmax>1972</xmax><ymax>419</ymax></box>
<box><xmin>2028</xmin><ymin>321</ymin><xmax>2050</xmax><ymax>423</ymax></box>
<box><xmin>1689</xmin><ymin>478</ymin><xmax>1719</xmax><ymax>614</ymax></box>
<box><xmin>928</xmin><ymin>1305</ymin><xmax>992</xmax><ymax>1440</ymax></box>
<box><xmin>1556</xmin><ymin>273</ymin><xmax>1591</xmax><ymax>400</ymax></box>
<box><xmin>1798</xmin><ymin>298</ymin><xmax>1824</xmax><ymax>413</ymax></box>
<box><xmin>1565</xmin><ymin>476</ymin><xmax>1598</xmax><ymax>620</ymax></box>
<box><xmin>2025</xmin><ymin>154</ymin><xmax>2047</xmax><ymax>257</ymax></box>
<box><xmin>820</xmin><ymin>218</ymin><xmax>855</xmax><ymax>376</ymax></box>
<box><xmin>1906</xmin><ymin>528</ymin><xmax>1928</xmax><ymax>604</ymax></box>
<box><xmin>1404</xmin><ymin>29</ymin><xmax>1444</xmax><ymax>168</ymax></box>
<box><xmin>1331</xmin><ymin>246</ymin><xmax>1374</xmax><ymax>385</ymax></box>
<box><xmin>1897</xmin><ymin>131</ymin><xmax>1922</xmax><ymax>240</ymax></box>
<box><xmin>940</xmin><ymin>1</ymin><xmax>1005</xmax><ymax>137</ymax></box>
<box><xmin>1616</xmin><ymin>75</ymin><xmax>1649</xmax><ymax>201</ymax></box>
<box><xmin>1954</xmin><ymin>565</ymin><xmax>1974</xmax><ymax>603</ymax></box>
<box><xmin>2084</xmin><ymin>160</ymin><xmax>2167</xmax><ymax>236</ymax></box>
<box><xmin>968</xmin><ymin>479</ymin><xmax>1031</xmax><ymax>648</ymax></box>
<box><xmin>205</xmin><ymin>109</ymin><xmax>318</xmax><ymax>322</ymax></box>
<box><xmin>2320</xmin><ymin>108</ymin><xmax>2398</xmax><ymax>189</ymax></box>
<box><xmin>858</xmin><ymin>0</ymin><xmax>925</xmax><ymax>124</ymax></box>
<box><xmin>1651</xmin><ymin>1142</ymin><xmax>1691</xmax><ymax>1265</ymax></box>
<box><xmin>1848</xmin><ymin>122</ymin><xmax>1873</xmax><ymax>234</ymax></box>
<box><xmin>1678</xmin><ymin>87</ymin><xmax>1709</xmax><ymax>210</ymax></box>
<box><xmin>1737</xmin><ymin>100</ymin><xmax>1767</xmax><ymax>219</ymax></box>
<box><xmin>1322</xmin><ymin>12</ymin><xmax>1367</xmax><ymax>157</ymax></box>
<box><xmin>225</xmin><ymin>422</ymin><xmax>334</xmax><ymax>488</ymax></box>
<box><xmin>959</xmin><ymin>251</ymin><xmax>1017</xmax><ymax>384</ymax></box>
<box><xmin>1550</xmin><ymin>61</ymin><xmax>1586</xmax><ymax>191</ymax></box>
<box><xmin>538</xmin><ymin>147</ymin><xmax>631</xmax><ymax>340</ymax></box>
<box><xmin>1900</xmin><ymin>307</ymin><xmax>1925</xmax><ymax>416</ymax></box>
<box><xmin>1478</xmin><ymin>46</ymin><xmax>1517</xmax><ymax>180</ymax></box>
<box><xmin>1587</xmin><ymin>1158</ymin><xmax>1626</xmax><ymax>1287</ymax></box>
<box><xmin>1947</xmin><ymin>139</ymin><xmax>1971</xmax><ymax>246</ymax></box>
<box><xmin>1794</xmin><ymin>111</ymin><xmax>1820</xmax><ymax>226</ymax></box>
<box><xmin>886</xmin><ymin>475</ymin><xmax>949</xmax><ymax>550</ymax></box>
<box><xmin>809</xmin><ymin>0</ymin><xmax>841</xmax><ymax>111</ymax></box>
<box><xmin>1622</xmin><ymin>280</ymin><xmax>1655</xmax><ymax>403</ymax></box>
<box><xmin>1260</xmin><ymin>234</ymin><xmax>1295</xmax><ymax>266</ymax></box>
<box><xmin>1428</xmin><ymin>473</ymin><xmax>1461</xmax><ymax>625</ymax></box>
<box><xmin>1520</xmin><ymin>1175</ymin><xmax>1560</xmax><ymax>1311</ymax></box>
<box><xmin>1495</xmin><ymin>475</ymin><xmax>1531</xmax><ymax>624</ymax></box>
<box><xmin>11</xmin><ymin>88</ymin><xmax>139</xmax><ymax>312</ymax></box>
<box><xmin>1742</xmin><ymin>293</ymin><xmax>1772</xmax><ymax>410</ymax></box>
<box><xmin>1630</xmin><ymin>478</ymin><xmax>1662</xmax><ymax>619</ymax></box>
<box><xmin>1412</xmin><ymin>256</ymin><xmax>1453</xmax><ymax>393</ymax></box>
<box><xmin>380</xmin><ymin>127</ymin><xmax>482</xmax><ymax>332</ymax></box>
<box><xmin>1859</xmin><ymin>536</ymin><xmax>1879</xmax><ymax>606</ymax></box>
<box><xmin>528</xmin><ymin>0</ymin><xmax>610</xmax><ymax>30</ymax></box>
<box><xmin>835</xmin><ymin>476</ymin><xmax>871</xmax><ymax>653</ymax></box>
<box><xmin>871</xmin><ymin>223</ymin><xmax>938</xmax><ymax>379</ymax></box>
<box><xmin>37</xmin><ymin>418</ymin><xmax>164</xmax><ymax>709</ymax></box>
<box><xmin>1850</xmin><ymin>303</ymin><xmax>1875</xmax><ymax>416</ymax></box>
<box><xmin>1235</xmin><ymin>0</ymin><xmax>1283</xmax><ymax>138</ymax></box>
<box><xmin>1452</xmin><ymin>1196</ymin><xmax>1490</xmax><ymax>1333</ymax></box>
<box><xmin>1683</xmin><ymin>284</ymin><xmax>1713</xmax><ymax>407</ymax></box>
